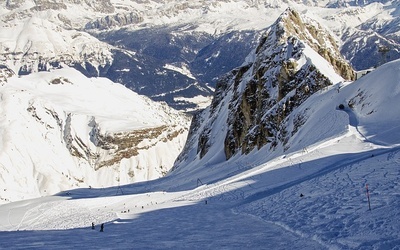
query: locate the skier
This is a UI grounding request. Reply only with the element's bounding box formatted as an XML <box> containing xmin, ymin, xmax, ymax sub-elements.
<box><xmin>100</xmin><ymin>223</ymin><xmax>104</xmax><ymax>232</ymax></box>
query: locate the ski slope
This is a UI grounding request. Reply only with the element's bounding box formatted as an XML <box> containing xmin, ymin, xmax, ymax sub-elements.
<box><xmin>0</xmin><ymin>140</ymin><xmax>398</xmax><ymax>249</ymax></box>
<box><xmin>0</xmin><ymin>61</ymin><xmax>400</xmax><ymax>249</ymax></box>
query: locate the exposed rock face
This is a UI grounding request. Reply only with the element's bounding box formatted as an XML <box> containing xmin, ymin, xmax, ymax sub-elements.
<box><xmin>81</xmin><ymin>123</ymin><xmax>186</xmax><ymax>171</ymax></box>
<box><xmin>24</xmin><ymin>93</ymin><xmax>188</xmax><ymax>175</ymax></box>
<box><xmin>0</xmin><ymin>66</ymin><xmax>14</xmax><ymax>85</ymax></box>
<box><xmin>85</xmin><ymin>12</ymin><xmax>143</xmax><ymax>30</ymax></box>
<box><xmin>222</xmin><ymin>8</ymin><xmax>355</xmax><ymax>159</ymax></box>
<box><xmin>175</xmin><ymin>8</ymin><xmax>355</xmax><ymax>166</ymax></box>
<box><xmin>253</xmin><ymin>9</ymin><xmax>355</xmax><ymax>81</ymax></box>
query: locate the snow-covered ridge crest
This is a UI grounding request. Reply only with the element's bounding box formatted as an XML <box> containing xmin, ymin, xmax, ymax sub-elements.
<box><xmin>0</xmin><ymin>67</ymin><xmax>190</xmax><ymax>203</ymax></box>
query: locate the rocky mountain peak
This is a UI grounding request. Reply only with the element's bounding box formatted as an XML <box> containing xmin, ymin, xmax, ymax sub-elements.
<box><xmin>174</xmin><ymin>9</ymin><xmax>356</xmax><ymax>167</ymax></box>
<box><xmin>256</xmin><ymin>8</ymin><xmax>355</xmax><ymax>81</ymax></box>
<box><xmin>221</xmin><ymin>9</ymin><xmax>355</xmax><ymax>159</ymax></box>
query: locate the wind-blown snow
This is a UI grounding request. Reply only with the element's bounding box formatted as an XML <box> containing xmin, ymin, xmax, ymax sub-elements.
<box><xmin>0</xmin><ymin>59</ymin><xmax>399</xmax><ymax>249</ymax></box>
<box><xmin>303</xmin><ymin>44</ymin><xmax>345</xmax><ymax>84</ymax></box>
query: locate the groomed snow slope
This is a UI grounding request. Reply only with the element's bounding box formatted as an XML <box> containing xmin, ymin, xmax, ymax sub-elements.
<box><xmin>0</xmin><ymin>60</ymin><xmax>399</xmax><ymax>249</ymax></box>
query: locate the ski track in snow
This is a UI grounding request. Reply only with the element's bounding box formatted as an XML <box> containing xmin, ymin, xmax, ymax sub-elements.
<box><xmin>0</xmin><ymin>123</ymin><xmax>399</xmax><ymax>249</ymax></box>
<box><xmin>0</xmin><ymin>200</ymin><xmax>326</xmax><ymax>250</ymax></box>
<box><xmin>2</xmin><ymin>144</ymin><xmax>398</xmax><ymax>249</ymax></box>
<box><xmin>236</xmin><ymin>148</ymin><xmax>400</xmax><ymax>249</ymax></box>
<box><xmin>231</xmin><ymin>102</ymin><xmax>400</xmax><ymax>249</ymax></box>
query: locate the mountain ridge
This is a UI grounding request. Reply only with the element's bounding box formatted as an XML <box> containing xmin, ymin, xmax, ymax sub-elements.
<box><xmin>174</xmin><ymin>8</ymin><xmax>355</xmax><ymax>169</ymax></box>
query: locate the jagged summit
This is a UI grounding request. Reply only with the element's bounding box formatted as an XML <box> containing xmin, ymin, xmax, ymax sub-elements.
<box><xmin>174</xmin><ymin>9</ymin><xmax>355</xmax><ymax>169</ymax></box>
<box><xmin>256</xmin><ymin>8</ymin><xmax>354</xmax><ymax>80</ymax></box>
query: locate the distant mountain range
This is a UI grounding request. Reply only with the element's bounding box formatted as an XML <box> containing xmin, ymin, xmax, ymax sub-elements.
<box><xmin>1</xmin><ymin>0</ymin><xmax>399</xmax><ymax>110</ymax></box>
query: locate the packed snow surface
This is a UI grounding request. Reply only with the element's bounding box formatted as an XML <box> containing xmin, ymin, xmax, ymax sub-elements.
<box><xmin>0</xmin><ymin>60</ymin><xmax>400</xmax><ymax>249</ymax></box>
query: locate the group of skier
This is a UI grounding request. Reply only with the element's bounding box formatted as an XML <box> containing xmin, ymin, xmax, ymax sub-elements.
<box><xmin>92</xmin><ymin>222</ymin><xmax>104</xmax><ymax>232</ymax></box>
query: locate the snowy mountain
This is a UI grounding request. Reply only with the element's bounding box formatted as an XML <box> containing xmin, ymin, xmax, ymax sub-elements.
<box><xmin>0</xmin><ymin>55</ymin><xmax>399</xmax><ymax>250</ymax></box>
<box><xmin>0</xmin><ymin>4</ymin><xmax>399</xmax><ymax>249</ymax></box>
<box><xmin>1</xmin><ymin>0</ymin><xmax>399</xmax><ymax>110</ymax></box>
<box><xmin>0</xmin><ymin>67</ymin><xmax>190</xmax><ymax>203</ymax></box>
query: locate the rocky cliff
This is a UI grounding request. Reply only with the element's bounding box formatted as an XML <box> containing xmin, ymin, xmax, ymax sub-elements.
<box><xmin>221</xmin><ymin>8</ymin><xmax>355</xmax><ymax>159</ymax></box>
